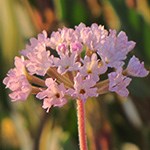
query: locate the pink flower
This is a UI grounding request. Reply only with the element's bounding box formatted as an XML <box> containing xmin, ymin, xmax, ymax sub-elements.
<box><xmin>108</xmin><ymin>69</ymin><xmax>132</xmax><ymax>97</ymax></box>
<box><xmin>98</xmin><ymin>30</ymin><xmax>136</xmax><ymax>68</ymax></box>
<box><xmin>67</xmin><ymin>73</ymin><xmax>98</xmax><ymax>101</ymax></box>
<box><xmin>21</xmin><ymin>31</ymin><xmax>52</xmax><ymax>76</ymax></box>
<box><xmin>89</xmin><ymin>23</ymin><xmax>108</xmax><ymax>50</ymax></box>
<box><xmin>79</xmin><ymin>53</ymin><xmax>107</xmax><ymax>82</ymax></box>
<box><xmin>25</xmin><ymin>45</ymin><xmax>53</xmax><ymax>76</ymax></box>
<box><xmin>75</xmin><ymin>23</ymin><xmax>108</xmax><ymax>51</ymax></box>
<box><xmin>49</xmin><ymin>27</ymin><xmax>76</xmax><ymax>53</ymax></box>
<box><xmin>21</xmin><ymin>30</ymin><xmax>49</xmax><ymax>56</ymax></box>
<box><xmin>54</xmin><ymin>53</ymin><xmax>81</xmax><ymax>74</ymax></box>
<box><xmin>3</xmin><ymin>57</ymin><xmax>31</xmax><ymax>101</ymax></box>
<box><xmin>126</xmin><ymin>56</ymin><xmax>149</xmax><ymax>77</ymax></box>
<box><xmin>36</xmin><ymin>78</ymin><xmax>67</xmax><ymax>112</ymax></box>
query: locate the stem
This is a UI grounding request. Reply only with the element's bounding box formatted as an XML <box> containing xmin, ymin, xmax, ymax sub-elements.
<box><xmin>47</xmin><ymin>68</ymin><xmax>73</xmax><ymax>88</ymax></box>
<box><xmin>27</xmin><ymin>74</ymin><xmax>45</xmax><ymax>87</ymax></box>
<box><xmin>77</xmin><ymin>99</ymin><xmax>88</xmax><ymax>150</ymax></box>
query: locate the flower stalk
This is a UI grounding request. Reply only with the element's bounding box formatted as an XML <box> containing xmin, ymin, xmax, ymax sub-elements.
<box><xmin>77</xmin><ymin>99</ymin><xmax>88</xmax><ymax>150</ymax></box>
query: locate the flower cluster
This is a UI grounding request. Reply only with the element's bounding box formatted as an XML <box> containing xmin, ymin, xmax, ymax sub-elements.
<box><xmin>3</xmin><ymin>23</ymin><xmax>149</xmax><ymax>112</ymax></box>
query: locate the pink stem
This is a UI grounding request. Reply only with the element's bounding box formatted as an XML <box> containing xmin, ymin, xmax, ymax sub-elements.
<box><xmin>77</xmin><ymin>99</ymin><xmax>88</xmax><ymax>150</ymax></box>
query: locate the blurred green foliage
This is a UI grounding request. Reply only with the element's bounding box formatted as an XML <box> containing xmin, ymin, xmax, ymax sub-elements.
<box><xmin>0</xmin><ymin>0</ymin><xmax>150</xmax><ymax>150</ymax></box>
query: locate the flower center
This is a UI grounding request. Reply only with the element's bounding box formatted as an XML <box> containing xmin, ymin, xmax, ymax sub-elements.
<box><xmin>79</xmin><ymin>89</ymin><xmax>86</xmax><ymax>94</ymax></box>
<box><xmin>55</xmin><ymin>93</ymin><xmax>60</xmax><ymax>98</ymax></box>
<box><xmin>65</xmin><ymin>66</ymin><xmax>69</xmax><ymax>69</ymax></box>
<box><xmin>87</xmin><ymin>69</ymin><xmax>92</xmax><ymax>74</ymax></box>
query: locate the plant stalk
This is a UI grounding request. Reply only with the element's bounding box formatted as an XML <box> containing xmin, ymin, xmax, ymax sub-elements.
<box><xmin>77</xmin><ymin>99</ymin><xmax>88</xmax><ymax>150</ymax></box>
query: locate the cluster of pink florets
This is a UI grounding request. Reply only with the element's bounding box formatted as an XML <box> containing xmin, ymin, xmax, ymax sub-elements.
<box><xmin>3</xmin><ymin>23</ymin><xmax>149</xmax><ymax>112</ymax></box>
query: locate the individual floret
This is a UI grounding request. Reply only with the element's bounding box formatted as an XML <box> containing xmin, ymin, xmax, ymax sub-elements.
<box><xmin>79</xmin><ymin>53</ymin><xmax>106</xmax><ymax>82</ymax></box>
<box><xmin>67</xmin><ymin>73</ymin><xmax>98</xmax><ymax>101</ymax></box>
<box><xmin>126</xmin><ymin>55</ymin><xmax>149</xmax><ymax>77</ymax></box>
<box><xmin>108</xmin><ymin>69</ymin><xmax>132</xmax><ymax>97</ymax></box>
<box><xmin>36</xmin><ymin>78</ymin><xmax>67</xmax><ymax>112</ymax></box>
<box><xmin>54</xmin><ymin>53</ymin><xmax>81</xmax><ymax>74</ymax></box>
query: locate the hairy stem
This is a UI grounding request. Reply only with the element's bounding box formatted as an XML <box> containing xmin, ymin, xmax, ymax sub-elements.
<box><xmin>77</xmin><ymin>99</ymin><xmax>88</xmax><ymax>150</ymax></box>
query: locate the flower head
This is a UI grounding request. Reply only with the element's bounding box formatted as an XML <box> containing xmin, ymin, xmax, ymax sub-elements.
<box><xmin>3</xmin><ymin>23</ymin><xmax>149</xmax><ymax>111</ymax></box>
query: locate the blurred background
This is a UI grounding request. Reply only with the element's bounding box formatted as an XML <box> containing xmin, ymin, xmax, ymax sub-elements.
<box><xmin>0</xmin><ymin>0</ymin><xmax>150</xmax><ymax>150</ymax></box>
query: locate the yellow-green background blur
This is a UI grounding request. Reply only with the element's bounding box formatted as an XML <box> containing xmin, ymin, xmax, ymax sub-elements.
<box><xmin>0</xmin><ymin>0</ymin><xmax>150</xmax><ymax>150</ymax></box>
